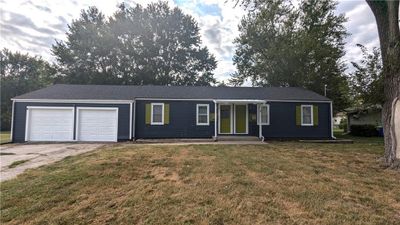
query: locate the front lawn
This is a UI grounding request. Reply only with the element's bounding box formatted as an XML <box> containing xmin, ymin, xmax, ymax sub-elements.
<box><xmin>1</xmin><ymin>138</ymin><xmax>399</xmax><ymax>225</ymax></box>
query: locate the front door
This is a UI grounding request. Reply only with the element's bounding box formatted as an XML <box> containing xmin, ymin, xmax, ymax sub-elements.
<box><xmin>235</xmin><ymin>105</ymin><xmax>247</xmax><ymax>134</ymax></box>
<box><xmin>219</xmin><ymin>105</ymin><xmax>232</xmax><ymax>134</ymax></box>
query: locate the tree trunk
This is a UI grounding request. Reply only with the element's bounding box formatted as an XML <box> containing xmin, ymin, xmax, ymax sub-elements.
<box><xmin>366</xmin><ymin>0</ymin><xmax>400</xmax><ymax>167</ymax></box>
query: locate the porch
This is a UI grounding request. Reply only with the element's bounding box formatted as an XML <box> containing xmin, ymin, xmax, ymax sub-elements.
<box><xmin>212</xmin><ymin>99</ymin><xmax>267</xmax><ymax>141</ymax></box>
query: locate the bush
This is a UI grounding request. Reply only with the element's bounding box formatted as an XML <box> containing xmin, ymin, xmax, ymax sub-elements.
<box><xmin>339</xmin><ymin>118</ymin><xmax>348</xmax><ymax>132</ymax></box>
<box><xmin>350</xmin><ymin>125</ymin><xmax>379</xmax><ymax>137</ymax></box>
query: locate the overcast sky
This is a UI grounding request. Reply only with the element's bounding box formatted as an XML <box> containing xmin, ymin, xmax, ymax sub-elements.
<box><xmin>0</xmin><ymin>0</ymin><xmax>380</xmax><ymax>82</ymax></box>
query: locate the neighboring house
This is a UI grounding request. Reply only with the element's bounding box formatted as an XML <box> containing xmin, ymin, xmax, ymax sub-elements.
<box><xmin>10</xmin><ymin>84</ymin><xmax>334</xmax><ymax>142</ymax></box>
<box><xmin>333</xmin><ymin>112</ymin><xmax>346</xmax><ymax>128</ymax></box>
<box><xmin>346</xmin><ymin>105</ymin><xmax>382</xmax><ymax>131</ymax></box>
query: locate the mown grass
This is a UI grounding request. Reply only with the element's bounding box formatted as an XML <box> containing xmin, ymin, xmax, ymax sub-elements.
<box><xmin>0</xmin><ymin>152</ymin><xmax>15</xmax><ymax>156</ymax></box>
<box><xmin>1</xmin><ymin>138</ymin><xmax>399</xmax><ymax>225</ymax></box>
<box><xmin>8</xmin><ymin>160</ymin><xmax>30</xmax><ymax>168</ymax></box>
<box><xmin>0</xmin><ymin>131</ymin><xmax>11</xmax><ymax>144</ymax></box>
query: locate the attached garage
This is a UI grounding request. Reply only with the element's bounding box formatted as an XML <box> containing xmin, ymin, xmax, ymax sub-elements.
<box><xmin>26</xmin><ymin>107</ymin><xmax>74</xmax><ymax>141</ymax></box>
<box><xmin>76</xmin><ymin>107</ymin><xmax>118</xmax><ymax>142</ymax></box>
<box><xmin>14</xmin><ymin>102</ymin><xmax>130</xmax><ymax>143</ymax></box>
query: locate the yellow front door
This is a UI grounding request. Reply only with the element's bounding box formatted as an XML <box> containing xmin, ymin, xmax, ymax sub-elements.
<box><xmin>235</xmin><ymin>105</ymin><xmax>247</xmax><ymax>134</ymax></box>
<box><xmin>220</xmin><ymin>105</ymin><xmax>231</xmax><ymax>134</ymax></box>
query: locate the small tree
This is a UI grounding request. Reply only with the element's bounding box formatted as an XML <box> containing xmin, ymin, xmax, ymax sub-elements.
<box><xmin>350</xmin><ymin>44</ymin><xmax>384</xmax><ymax>106</ymax></box>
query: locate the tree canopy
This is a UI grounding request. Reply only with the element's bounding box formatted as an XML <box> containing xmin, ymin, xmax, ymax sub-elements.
<box><xmin>349</xmin><ymin>44</ymin><xmax>384</xmax><ymax>106</ymax></box>
<box><xmin>0</xmin><ymin>49</ymin><xmax>54</xmax><ymax>130</ymax></box>
<box><xmin>231</xmin><ymin>0</ymin><xmax>351</xmax><ymax>112</ymax></box>
<box><xmin>52</xmin><ymin>2</ymin><xmax>217</xmax><ymax>86</ymax></box>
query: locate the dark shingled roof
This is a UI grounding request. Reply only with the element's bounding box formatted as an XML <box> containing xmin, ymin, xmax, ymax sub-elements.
<box><xmin>12</xmin><ymin>84</ymin><xmax>331</xmax><ymax>101</ymax></box>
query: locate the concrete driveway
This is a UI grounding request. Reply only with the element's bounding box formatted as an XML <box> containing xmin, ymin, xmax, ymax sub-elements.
<box><xmin>0</xmin><ymin>143</ymin><xmax>103</xmax><ymax>182</ymax></box>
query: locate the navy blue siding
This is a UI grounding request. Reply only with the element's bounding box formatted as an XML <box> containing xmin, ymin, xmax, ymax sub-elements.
<box><xmin>256</xmin><ymin>102</ymin><xmax>332</xmax><ymax>139</ymax></box>
<box><xmin>12</xmin><ymin>100</ymin><xmax>331</xmax><ymax>142</ymax></box>
<box><xmin>135</xmin><ymin>100</ymin><xmax>215</xmax><ymax>138</ymax></box>
<box><xmin>12</xmin><ymin>102</ymin><xmax>132</xmax><ymax>142</ymax></box>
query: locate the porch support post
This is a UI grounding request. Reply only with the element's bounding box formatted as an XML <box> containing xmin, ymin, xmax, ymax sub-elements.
<box><xmin>258</xmin><ymin>103</ymin><xmax>264</xmax><ymax>141</ymax></box>
<box><xmin>214</xmin><ymin>101</ymin><xmax>218</xmax><ymax>141</ymax></box>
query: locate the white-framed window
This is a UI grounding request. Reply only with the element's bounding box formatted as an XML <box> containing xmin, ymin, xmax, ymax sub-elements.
<box><xmin>258</xmin><ymin>104</ymin><xmax>270</xmax><ymax>125</ymax></box>
<box><xmin>151</xmin><ymin>103</ymin><xmax>164</xmax><ymax>125</ymax></box>
<box><xmin>301</xmin><ymin>105</ymin><xmax>313</xmax><ymax>126</ymax></box>
<box><xmin>196</xmin><ymin>104</ymin><xmax>209</xmax><ymax>125</ymax></box>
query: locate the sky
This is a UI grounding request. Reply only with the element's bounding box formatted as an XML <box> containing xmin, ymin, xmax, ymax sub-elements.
<box><xmin>0</xmin><ymin>0</ymin><xmax>380</xmax><ymax>83</ymax></box>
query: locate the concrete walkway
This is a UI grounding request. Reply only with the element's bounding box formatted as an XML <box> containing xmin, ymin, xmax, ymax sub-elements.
<box><xmin>134</xmin><ymin>141</ymin><xmax>268</xmax><ymax>145</ymax></box>
<box><xmin>0</xmin><ymin>143</ymin><xmax>103</xmax><ymax>182</ymax></box>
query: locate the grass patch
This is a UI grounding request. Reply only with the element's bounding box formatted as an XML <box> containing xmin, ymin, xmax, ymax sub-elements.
<box><xmin>8</xmin><ymin>159</ymin><xmax>30</xmax><ymax>168</ymax></box>
<box><xmin>1</xmin><ymin>138</ymin><xmax>399</xmax><ymax>225</ymax></box>
<box><xmin>0</xmin><ymin>152</ymin><xmax>15</xmax><ymax>156</ymax></box>
<box><xmin>0</xmin><ymin>131</ymin><xmax>10</xmax><ymax>144</ymax></box>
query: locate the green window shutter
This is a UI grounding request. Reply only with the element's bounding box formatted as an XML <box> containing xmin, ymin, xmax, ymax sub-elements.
<box><xmin>296</xmin><ymin>106</ymin><xmax>301</xmax><ymax>126</ymax></box>
<box><xmin>210</xmin><ymin>113</ymin><xmax>215</xmax><ymax>122</ymax></box>
<box><xmin>313</xmin><ymin>105</ymin><xmax>319</xmax><ymax>126</ymax></box>
<box><xmin>164</xmin><ymin>104</ymin><xmax>170</xmax><ymax>124</ymax></box>
<box><xmin>145</xmin><ymin>104</ymin><xmax>151</xmax><ymax>125</ymax></box>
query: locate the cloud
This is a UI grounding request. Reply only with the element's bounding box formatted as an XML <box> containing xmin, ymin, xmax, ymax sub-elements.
<box><xmin>0</xmin><ymin>0</ymin><xmax>381</xmax><ymax>82</ymax></box>
<box><xmin>336</xmin><ymin>0</ymin><xmax>379</xmax><ymax>70</ymax></box>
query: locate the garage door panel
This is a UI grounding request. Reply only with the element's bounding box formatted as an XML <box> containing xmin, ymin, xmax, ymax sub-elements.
<box><xmin>28</xmin><ymin>108</ymin><xmax>74</xmax><ymax>141</ymax></box>
<box><xmin>77</xmin><ymin>108</ymin><xmax>118</xmax><ymax>142</ymax></box>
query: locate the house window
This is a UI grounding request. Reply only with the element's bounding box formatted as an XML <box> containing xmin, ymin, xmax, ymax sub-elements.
<box><xmin>301</xmin><ymin>105</ymin><xmax>313</xmax><ymax>126</ymax></box>
<box><xmin>151</xmin><ymin>103</ymin><xmax>164</xmax><ymax>125</ymax></box>
<box><xmin>258</xmin><ymin>104</ymin><xmax>270</xmax><ymax>125</ymax></box>
<box><xmin>196</xmin><ymin>104</ymin><xmax>209</xmax><ymax>125</ymax></box>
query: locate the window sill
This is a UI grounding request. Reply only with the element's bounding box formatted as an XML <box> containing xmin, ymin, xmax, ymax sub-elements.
<box><xmin>150</xmin><ymin>123</ymin><xmax>164</xmax><ymax>125</ymax></box>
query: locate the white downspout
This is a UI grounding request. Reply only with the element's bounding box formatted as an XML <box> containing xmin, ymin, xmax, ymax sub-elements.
<box><xmin>10</xmin><ymin>100</ymin><xmax>15</xmax><ymax>142</ymax></box>
<box><xmin>129</xmin><ymin>102</ymin><xmax>133</xmax><ymax>140</ymax></box>
<box><xmin>132</xmin><ymin>99</ymin><xmax>136</xmax><ymax>140</ymax></box>
<box><xmin>258</xmin><ymin>103</ymin><xmax>264</xmax><ymax>142</ymax></box>
<box><xmin>330</xmin><ymin>101</ymin><xmax>336</xmax><ymax>139</ymax></box>
<box><xmin>214</xmin><ymin>100</ymin><xmax>217</xmax><ymax>141</ymax></box>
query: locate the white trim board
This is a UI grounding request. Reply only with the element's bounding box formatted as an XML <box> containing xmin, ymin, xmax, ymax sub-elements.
<box><xmin>13</xmin><ymin>99</ymin><xmax>134</xmax><ymax>104</ymax></box>
<box><xmin>301</xmin><ymin>105</ymin><xmax>314</xmax><ymax>126</ymax></box>
<box><xmin>150</xmin><ymin>103</ymin><xmax>164</xmax><ymax>125</ymax></box>
<box><xmin>196</xmin><ymin>104</ymin><xmax>210</xmax><ymax>126</ymax></box>
<box><xmin>25</xmin><ymin>106</ymin><xmax>75</xmax><ymax>142</ymax></box>
<box><xmin>13</xmin><ymin>98</ymin><xmax>331</xmax><ymax>104</ymax></box>
<box><xmin>257</xmin><ymin>104</ymin><xmax>270</xmax><ymax>125</ymax></box>
<box><xmin>75</xmin><ymin>107</ymin><xmax>119</xmax><ymax>142</ymax></box>
<box><xmin>133</xmin><ymin>102</ymin><xmax>136</xmax><ymax>139</ymax></box>
<box><xmin>129</xmin><ymin>102</ymin><xmax>133</xmax><ymax>139</ymax></box>
<box><xmin>233</xmin><ymin>104</ymin><xmax>248</xmax><ymax>134</ymax></box>
<box><xmin>136</xmin><ymin>98</ymin><xmax>214</xmax><ymax>101</ymax></box>
<box><xmin>218</xmin><ymin>104</ymin><xmax>249</xmax><ymax>135</ymax></box>
<box><xmin>218</xmin><ymin>104</ymin><xmax>233</xmax><ymax>134</ymax></box>
<box><xmin>10</xmin><ymin>100</ymin><xmax>15</xmax><ymax>141</ymax></box>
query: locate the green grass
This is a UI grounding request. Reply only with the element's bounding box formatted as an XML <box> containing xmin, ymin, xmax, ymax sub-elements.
<box><xmin>0</xmin><ymin>131</ymin><xmax>11</xmax><ymax>144</ymax></box>
<box><xmin>1</xmin><ymin>138</ymin><xmax>399</xmax><ymax>225</ymax></box>
<box><xmin>0</xmin><ymin>152</ymin><xmax>15</xmax><ymax>156</ymax></box>
<box><xmin>8</xmin><ymin>160</ymin><xmax>30</xmax><ymax>168</ymax></box>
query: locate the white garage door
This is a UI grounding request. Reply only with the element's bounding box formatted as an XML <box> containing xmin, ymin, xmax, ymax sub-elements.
<box><xmin>77</xmin><ymin>108</ymin><xmax>118</xmax><ymax>142</ymax></box>
<box><xmin>26</xmin><ymin>107</ymin><xmax>74</xmax><ymax>141</ymax></box>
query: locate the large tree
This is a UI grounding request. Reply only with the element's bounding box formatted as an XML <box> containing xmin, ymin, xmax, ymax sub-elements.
<box><xmin>231</xmin><ymin>0</ymin><xmax>351</xmax><ymax>112</ymax></box>
<box><xmin>0</xmin><ymin>49</ymin><xmax>54</xmax><ymax>130</ymax></box>
<box><xmin>350</xmin><ymin>44</ymin><xmax>384</xmax><ymax>106</ymax></box>
<box><xmin>53</xmin><ymin>2</ymin><xmax>217</xmax><ymax>86</ymax></box>
<box><xmin>366</xmin><ymin>0</ymin><xmax>400</xmax><ymax>167</ymax></box>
